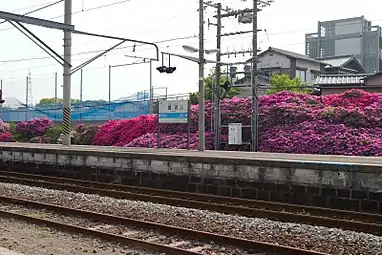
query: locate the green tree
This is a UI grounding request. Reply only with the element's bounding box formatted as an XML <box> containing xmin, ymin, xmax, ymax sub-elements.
<box><xmin>266</xmin><ymin>74</ymin><xmax>310</xmax><ymax>95</ymax></box>
<box><xmin>189</xmin><ymin>69</ymin><xmax>241</xmax><ymax>105</ymax></box>
<box><xmin>37</xmin><ymin>97</ymin><xmax>80</xmax><ymax>106</ymax></box>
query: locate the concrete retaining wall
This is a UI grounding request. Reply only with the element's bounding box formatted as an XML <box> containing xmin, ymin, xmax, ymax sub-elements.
<box><xmin>0</xmin><ymin>143</ymin><xmax>381</xmax><ymax>214</ymax></box>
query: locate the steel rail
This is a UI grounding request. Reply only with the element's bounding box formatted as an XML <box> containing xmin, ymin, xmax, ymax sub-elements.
<box><xmin>0</xmin><ymin>172</ymin><xmax>381</xmax><ymax>235</ymax></box>
<box><xmin>0</xmin><ymin>195</ymin><xmax>326</xmax><ymax>255</ymax></box>
<box><xmin>0</xmin><ymin>208</ymin><xmax>200</xmax><ymax>255</ymax></box>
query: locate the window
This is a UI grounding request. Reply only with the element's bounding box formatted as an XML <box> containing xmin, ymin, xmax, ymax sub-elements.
<box><xmin>311</xmin><ymin>71</ymin><xmax>318</xmax><ymax>82</ymax></box>
<box><xmin>296</xmin><ymin>69</ymin><xmax>306</xmax><ymax>81</ymax></box>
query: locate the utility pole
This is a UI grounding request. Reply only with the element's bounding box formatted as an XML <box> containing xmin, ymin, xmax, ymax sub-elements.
<box><xmin>62</xmin><ymin>0</ymin><xmax>72</xmax><ymax>145</ymax></box>
<box><xmin>213</xmin><ymin>0</ymin><xmax>273</xmax><ymax>152</ymax></box>
<box><xmin>198</xmin><ymin>0</ymin><xmax>205</xmax><ymax>151</ymax></box>
<box><xmin>80</xmin><ymin>68</ymin><xmax>83</xmax><ymax>122</ymax></box>
<box><xmin>214</xmin><ymin>3</ymin><xmax>222</xmax><ymax>150</ymax></box>
<box><xmin>149</xmin><ymin>59</ymin><xmax>153</xmax><ymax>114</ymax></box>
<box><xmin>251</xmin><ymin>0</ymin><xmax>258</xmax><ymax>152</ymax></box>
<box><xmin>54</xmin><ymin>72</ymin><xmax>58</xmax><ymax>123</ymax></box>
<box><xmin>108</xmin><ymin>65</ymin><xmax>111</xmax><ymax>120</ymax></box>
<box><xmin>25</xmin><ymin>76</ymin><xmax>29</xmax><ymax>121</ymax></box>
<box><xmin>212</xmin><ymin>2</ymin><xmax>252</xmax><ymax>150</ymax></box>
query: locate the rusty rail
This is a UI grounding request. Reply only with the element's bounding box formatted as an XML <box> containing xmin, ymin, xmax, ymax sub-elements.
<box><xmin>0</xmin><ymin>172</ymin><xmax>381</xmax><ymax>236</ymax></box>
<box><xmin>0</xmin><ymin>195</ymin><xmax>326</xmax><ymax>255</ymax></box>
<box><xmin>0</xmin><ymin>208</ymin><xmax>199</xmax><ymax>254</ymax></box>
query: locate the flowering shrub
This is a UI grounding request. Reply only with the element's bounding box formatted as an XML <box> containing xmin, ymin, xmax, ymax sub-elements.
<box><xmin>92</xmin><ymin>89</ymin><xmax>382</xmax><ymax>156</ymax></box>
<box><xmin>15</xmin><ymin>117</ymin><xmax>53</xmax><ymax>138</ymax></box>
<box><xmin>29</xmin><ymin>136</ymin><xmax>51</xmax><ymax>144</ymax></box>
<box><xmin>126</xmin><ymin>132</ymin><xmax>215</xmax><ymax>150</ymax></box>
<box><xmin>259</xmin><ymin>120</ymin><xmax>382</xmax><ymax>156</ymax></box>
<box><xmin>0</xmin><ymin>132</ymin><xmax>14</xmax><ymax>142</ymax></box>
<box><xmin>92</xmin><ymin>115</ymin><xmax>157</xmax><ymax>146</ymax></box>
<box><xmin>0</xmin><ymin>119</ymin><xmax>10</xmax><ymax>134</ymax></box>
<box><xmin>73</xmin><ymin>124</ymin><xmax>98</xmax><ymax>145</ymax></box>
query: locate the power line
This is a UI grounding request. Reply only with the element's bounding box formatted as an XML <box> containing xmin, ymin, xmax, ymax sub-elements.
<box><xmin>0</xmin><ymin>0</ymin><xmax>64</xmax><ymax>27</ymax></box>
<box><xmin>0</xmin><ymin>35</ymin><xmax>198</xmax><ymax>75</ymax></box>
<box><xmin>0</xmin><ymin>0</ymin><xmax>133</xmax><ymax>33</ymax></box>
<box><xmin>10</xmin><ymin>1</ymin><xmax>63</xmax><ymax>12</ymax></box>
<box><xmin>0</xmin><ymin>34</ymin><xmax>198</xmax><ymax>64</ymax></box>
<box><xmin>3</xmin><ymin>14</ymin><xmax>381</xmax><ymax>65</ymax></box>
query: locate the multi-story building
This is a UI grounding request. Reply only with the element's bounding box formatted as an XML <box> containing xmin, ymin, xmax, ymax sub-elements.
<box><xmin>305</xmin><ymin>16</ymin><xmax>382</xmax><ymax>73</ymax></box>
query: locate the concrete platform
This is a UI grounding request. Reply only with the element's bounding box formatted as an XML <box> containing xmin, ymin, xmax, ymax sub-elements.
<box><xmin>1</xmin><ymin>142</ymin><xmax>382</xmax><ymax>167</ymax></box>
<box><xmin>0</xmin><ymin>247</ymin><xmax>24</xmax><ymax>255</ymax></box>
<box><xmin>0</xmin><ymin>142</ymin><xmax>382</xmax><ymax>213</ymax></box>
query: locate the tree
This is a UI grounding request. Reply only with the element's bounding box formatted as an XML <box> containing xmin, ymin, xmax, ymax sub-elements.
<box><xmin>37</xmin><ymin>98</ymin><xmax>80</xmax><ymax>106</ymax></box>
<box><xmin>189</xmin><ymin>69</ymin><xmax>241</xmax><ymax>105</ymax></box>
<box><xmin>266</xmin><ymin>74</ymin><xmax>310</xmax><ymax>95</ymax></box>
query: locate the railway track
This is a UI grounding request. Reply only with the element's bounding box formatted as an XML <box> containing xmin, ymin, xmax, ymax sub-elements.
<box><xmin>0</xmin><ymin>171</ymin><xmax>381</xmax><ymax>236</ymax></box>
<box><xmin>0</xmin><ymin>196</ymin><xmax>325</xmax><ymax>255</ymax></box>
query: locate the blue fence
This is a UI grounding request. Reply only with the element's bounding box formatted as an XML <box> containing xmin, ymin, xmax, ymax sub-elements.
<box><xmin>0</xmin><ymin>100</ymin><xmax>150</xmax><ymax>122</ymax></box>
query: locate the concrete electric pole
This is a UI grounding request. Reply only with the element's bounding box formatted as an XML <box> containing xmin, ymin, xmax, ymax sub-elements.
<box><xmin>198</xmin><ymin>0</ymin><xmax>205</xmax><ymax>151</ymax></box>
<box><xmin>62</xmin><ymin>0</ymin><xmax>72</xmax><ymax>145</ymax></box>
<box><xmin>251</xmin><ymin>0</ymin><xmax>259</xmax><ymax>152</ymax></box>
<box><xmin>214</xmin><ymin>3</ymin><xmax>222</xmax><ymax>151</ymax></box>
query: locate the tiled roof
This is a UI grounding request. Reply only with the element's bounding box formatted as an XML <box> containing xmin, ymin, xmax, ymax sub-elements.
<box><xmin>314</xmin><ymin>74</ymin><xmax>369</xmax><ymax>85</ymax></box>
<box><xmin>268</xmin><ymin>47</ymin><xmax>325</xmax><ymax>64</ymax></box>
<box><xmin>320</xmin><ymin>56</ymin><xmax>353</xmax><ymax>67</ymax></box>
<box><xmin>247</xmin><ymin>47</ymin><xmax>326</xmax><ymax>64</ymax></box>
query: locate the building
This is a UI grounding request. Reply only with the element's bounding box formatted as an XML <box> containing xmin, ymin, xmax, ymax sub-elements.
<box><xmin>314</xmin><ymin>72</ymin><xmax>382</xmax><ymax>95</ymax></box>
<box><xmin>317</xmin><ymin>55</ymin><xmax>367</xmax><ymax>74</ymax></box>
<box><xmin>233</xmin><ymin>47</ymin><xmax>327</xmax><ymax>97</ymax></box>
<box><xmin>305</xmin><ymin>16</ymin><xmax>382</xmax><ymax>73</ymax></box>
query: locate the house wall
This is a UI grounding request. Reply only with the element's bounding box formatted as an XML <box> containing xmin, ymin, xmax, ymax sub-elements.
<box><xmin>257</xmin><ymin>51</ymin><xmax>323</xmax><ymax>86</ymax></box>
<box><xmin>296</xmin><ymin>59</ymin><xmax>323</xmax><ymax>85</ymax></box>
<box><xmin>257</xmin><ymin>52</ymin><xmax>290</xmax><ymax>69</ymax></box>
<box><xmin>365</xmin><ymin>74</ymin><xmax>382</xmax><ymax>86</ymax></box>
<box><xmin>237</xmin><ymin>87</ymin><xmax>267</xmax><ymax>98</ymax></box>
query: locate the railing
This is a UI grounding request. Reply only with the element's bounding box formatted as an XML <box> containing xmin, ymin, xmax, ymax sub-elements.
<box><xmin>0</xmin><ymin>100</ymin><xmax>150</xmax><ymax>122</ymax></box>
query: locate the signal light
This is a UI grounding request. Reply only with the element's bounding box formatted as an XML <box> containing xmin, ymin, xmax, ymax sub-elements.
<box><xmin>156</xmin><ymin>66</ymin><xmax>167</xmax><ymax>73</ymax></box>
<box><xmin>157</xmin><ymin>66</ymin><xmax>176</xmax><ymax>74</ymax></box>
<box><xmin>165</xmin><ymin>67</ymin><xmax>176</xmax><ymax>74</ymax></box>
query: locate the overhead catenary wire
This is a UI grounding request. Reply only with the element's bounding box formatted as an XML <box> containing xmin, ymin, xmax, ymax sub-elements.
<box><xmin>9</xmin><ymin>0</ymin><xmax>64</xmax><ymax>13</ymax></box>
<box><xmin>0</xmin><ymin>0</ymin><xmax>133</xmax><ymax>33</ymax></box>
<box><xmin>1</xmin><ymin>1</ymin><xmax>381</xmax><ymax>78</ymax></box>
<box><xmin>1</xmin><ymin>14</ymin><xmax>380</xmax><ymax>66</ymax></box>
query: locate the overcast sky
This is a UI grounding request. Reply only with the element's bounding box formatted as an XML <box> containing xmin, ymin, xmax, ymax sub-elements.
<box><xmin>1</xmin><ymin>0</ymin><xmax>381</xmax><ymax>104</ymax></box>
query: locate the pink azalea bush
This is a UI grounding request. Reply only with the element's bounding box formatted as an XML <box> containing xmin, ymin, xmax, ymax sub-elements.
<box><xmin>92</xmin><ymin>115</ymin><xmax>157</xmax><ymax>146</ymax></box>
<box><xmin>0</xmin><ymin>119</ymin><xmax>12</xmax><ymax>142</ymax></box>
<box><xmin>0</xmin><ymin>119</ymin><xmax>9</xmax><ymax>134</ymax></box>
<box><xmin>15</xmin><ymin>117</ymin><xmax>53</xmax><ymax>138</ymax></box>
<box><xmin>29</xmin><ymin>136</ymin><xmax>51</xmax><ymax>144</ymax></box>
<box><xmin>259</xmin><ymin>120</ymin><xmax>382</xmax><ymax>156</ymax></box>
<box><xmin>126</xmin><ymin>132</ymin><xmax>215</xmax><ymax>150</ymax></box>
<box><xmin>0</xmin><ymin>132</ymin><xmax>14</xmax><ymax>142</ymax></box>
<box><xmin>92</xmin><ymin>89</ymin><xmax>382</xmax><ymax>156</ymax></box>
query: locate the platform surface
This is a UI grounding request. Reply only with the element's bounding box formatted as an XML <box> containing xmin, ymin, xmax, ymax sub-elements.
<box><xmin>1</xmin><ymin>142</ymin><xmax>382</xmax><ymax>166</ymax></box>
<box><xmin>0</xmin><ymin>247</ymin><xmax>24</xmax><ymax>255</ymax></box>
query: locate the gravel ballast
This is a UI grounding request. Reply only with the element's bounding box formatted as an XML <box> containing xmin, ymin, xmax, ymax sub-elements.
<box><xmin>0</xmin><ymin>217</ymin><xmax>155</xmax><ymax>255</ymax></box>
<box><xmin>1</xmin><ymin>203</ymin><xmax>257</xmax><ymax>255</ymax></box>
<box><xmin>0</xmin><ymin>182</ymin><xmax>380</xmax><ymax>255</ymax></box>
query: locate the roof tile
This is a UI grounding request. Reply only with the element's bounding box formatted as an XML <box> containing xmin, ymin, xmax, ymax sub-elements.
<box><xmin>314</xmin><ymin>74</ymin><xmax>368</xmax><ymax>85</ymax></box>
